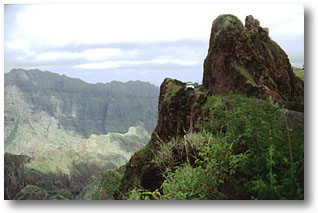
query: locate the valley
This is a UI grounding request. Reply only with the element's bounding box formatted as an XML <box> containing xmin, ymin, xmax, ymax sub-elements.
<box><xmin>4</xmin><ymin>69</ymin><xmax>159</xmax><ymax>199</ymax></box>
<box><xmin>4</xmin><ymin>13</ymin><xmax>304</xmax><ymax>200</ymax></box>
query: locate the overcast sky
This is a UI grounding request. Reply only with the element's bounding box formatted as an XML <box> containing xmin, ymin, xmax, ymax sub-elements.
<box><xmin>4</xmin><ymin>4</ymin><xmax>304</xmax><ymax>86</ymax></box>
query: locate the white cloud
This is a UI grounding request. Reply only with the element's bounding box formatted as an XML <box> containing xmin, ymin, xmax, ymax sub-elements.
<box><xmin>75</xmin><ymin>61</ymin><xmax>122</xmax><ymax>69</ymax></box>
<box><xmin>75</xmin><ymin>60</ymin><xmax>152</xmax><ymax>70</ymax></box>
<box><xmin>6</xmin><ymin>40</ymin><xmax>29</xmax><ymax>50</ymax></box>
<box><xmin>150</xmin><ymin>58</ymin><xmax>199</xmax><ymax>66</ymax></box>
<box><xmin>36</xmin><ymin>51</ymin><xmax>80</xmax><ymax>61</ymax></box>
<box><xmin>6</xmin><ymin>40</ymin><xmax>36</xmax><ymax>58</ymax></box>
<box><xmin>75</xmin><ymin>58</ymin><xmax>199</xmax><ymax>70</ymax></box>
<box><xmin>81</xmin><ymin>48</ymin><xmax>122</xmax><ymax>61</ymax></box>
<box><xmin>7</xmin><ymin>4</ymin><xmax>304</xmax><ymax>46</ymax></box>
<box><xmin>4</xmin><ymin>3</ymin><xmax>304</xmax><ymax>81</ymax></box>
<box><xmin>35</xmin><ymin>48</ymin><xmax>121</xmax><ymax>61</ymax></box>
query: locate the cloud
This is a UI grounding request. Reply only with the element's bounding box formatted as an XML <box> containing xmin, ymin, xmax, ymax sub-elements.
<box><xmin>5</xmin><ymin>38</ymin><xmax>207</xmax><ymax>70</ymax></box>
<box><xmin>75</xmin><ymin>58</ymin><xmax>199</xmax><ymax>70</ymax></box>
<box><xmin>34</xmin><ymin>48</ymin><xmax>122</xmax><ymax>61</ymax></box>
<box><xmin>4</xmin><ymin>4</ymin><xmax>304</xmax><ymax>83</ymax></box>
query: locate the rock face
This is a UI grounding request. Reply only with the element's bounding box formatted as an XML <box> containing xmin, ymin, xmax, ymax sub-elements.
<box><xmin>5</xmin><ymin>69</ymin><xmax>159</xmax><ymax>137</ymax></box>
<box><xmin>115</xmin><ymin>15</ymin><xmax>304</xmax><ymax>199</ymax></box>
<box><xmin>115</xmin><ymin>78</ymin><xmax>207</xmax><ymax>197</ymax></box>
<box><xmin>203</xmin><ymin>15</ymin><xmax>303</xmax><ymax>110</ymax></box>
<box><xmin>154</xmin><ymin>78</ymin><xmax>189</xmax><ymax>142</ymax></box>
<box><xmin>154</xmin><ymin>78</ymin><xmax>207</xmax><ymax>142</ymax></box>
<box><xmin>4</xmin><ymin>68</ymin><xmax>158</xmax><ymax>200</ymax></box>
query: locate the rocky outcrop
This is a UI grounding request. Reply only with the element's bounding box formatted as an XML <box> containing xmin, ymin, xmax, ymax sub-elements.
<box><xmin>114</xmin><ymin>78</ymin><xmax>208</xmax><ymax>198</ymax></box>
<box><xmin>154</xmin><ymin>78</ymin><xmax>208</xmax><ymax>142</ymax></box>
<box><xmin>115</xmin><ymin>15</ymin><xmax>305</xmax><ymax>199</ymax></box>
<box><xmin>203</xmin><ymin>15</ymin><xmax>303</xmax><ymax>111</ymax></box>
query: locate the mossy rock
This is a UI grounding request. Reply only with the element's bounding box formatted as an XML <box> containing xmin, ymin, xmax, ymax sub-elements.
<box><xmin>203</xmin><ymin>14</ymin><xmax>304</xmax><ymax>111</ymax></box>
<box><xmin>163</xmin><ymin>78</ymin><xmax>184</xmax><ymax>103</ymax></box>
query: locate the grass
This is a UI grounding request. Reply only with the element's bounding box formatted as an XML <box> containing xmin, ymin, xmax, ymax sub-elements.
<box><xmin>293</xmin><ymin>67</ymin><xmax>304</xmax><ymax>81</ymax></box>
<box><xmin>93</xmin><ymin>169</ymin><xmax>123</xmax><ymax>200</ymax></box>
<box><xmin>234</xmin><ymin>65</ymin><xmax>257</xmax><ymax>86</ymax></box>
<box><xmin>5</xmin><ymin>121</ymin><xmax>19</xmax><ymax>148</ymax></box>
<box><xmin>164</xmin><ymin>80</ymin><xmax>183</xmax><ymax>103</ymax></box>
<box><xmin>123</xmin><ymin>94</ymin><xmax>304</xmax><ymax>200</ymax></box>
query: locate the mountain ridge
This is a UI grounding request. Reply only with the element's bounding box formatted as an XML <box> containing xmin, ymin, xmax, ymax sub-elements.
<box><xmin>4</xmin><ymin>68</ymin><xmax>159</xmax><ymax>199</ymax></box>
<box><xmin>4</xmin><ymin>14</ymin><xmax>304</xmax><ymax>200</ymax></box>
<box><xmin>112</xmin><ymin>14</ymin><xmax>304</xmax><ymax>200</ymax></box>
<box><xmin>5</xmin><ymin>68</ymin><xmax>159</xmax><ymax>138</ymax></box>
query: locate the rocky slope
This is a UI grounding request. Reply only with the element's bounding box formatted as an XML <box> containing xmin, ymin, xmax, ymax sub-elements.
<box><xmin>203</xmin><ymin>15</ymin><xmax>303</xmax><ymax>111</ymax></box>
<box><xmin>5</xmin><ymin>125</ymin><xmax>150</xmax><ymax>200</ymax></box>
<box><xmin>5</xmin><ymin>68</ymin><xmax>159</xmax><ymax>139</ymax></box>
<box><xmin>4</xmin><ymin>69</ymin><xmax>158</xmax><ymax>199</ymax></box>
<box><xmin>4</xmin><ymin>14</ymin><xmax>304</xmax><ymax>200</ymax></box>
<box><xmin>114</xmin><ymin>79</ymin><xmax>206</xmax><ymax>196</ymax></box>
<box><xmin>113</xmin><ymin>15</ymin><xmax>304</xmax><ymax>200</ymax></box>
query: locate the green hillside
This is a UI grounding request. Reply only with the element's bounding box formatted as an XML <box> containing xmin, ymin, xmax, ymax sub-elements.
<box><xmin>5</xmin><ymin>68</ymin><xmax>159</xmax><ymax>138</ymax></box>
<box><xmin>4</xmin><ymin>68</ymin><xmax>158</xmax><ymax>199</ymax></box>
<box><xmin>5</xmin><ymin>125</ymin><xmax>150</xmax><ymax>200</ymax></box>
<box><xmin>115</xmin><ymin>93</ymin><xmax>303</xmax><ymax>200</ymax></box>
<box><xmin>292</xmin><ymin>67</ymin><xmax>304</xmax><ymax>81</ymax></box>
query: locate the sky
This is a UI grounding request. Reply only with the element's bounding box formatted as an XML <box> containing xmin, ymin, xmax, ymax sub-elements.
<box><xmin>4</xmin><ymin>3</ymin><xmax>304</xmax><ymax>86</ymax></box>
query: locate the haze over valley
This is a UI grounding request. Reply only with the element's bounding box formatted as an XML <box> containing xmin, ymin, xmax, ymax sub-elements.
<box><xmin>4</xmin><ymin>68</ymin><xmax>159</xmax><ymax>199</ymax></box>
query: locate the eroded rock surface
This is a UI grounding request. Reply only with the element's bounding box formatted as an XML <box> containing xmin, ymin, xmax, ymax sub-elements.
<box><xmin>203</xmin><ymin>15</ymin><xmax>303</xmax><ymax>111</ymax></box>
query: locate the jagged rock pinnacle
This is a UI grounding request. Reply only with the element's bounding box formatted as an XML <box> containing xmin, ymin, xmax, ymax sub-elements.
<box><xmin>203</xmin><ymin>14</ymin><xmax>303</xmax><ymax>110</ymax></box>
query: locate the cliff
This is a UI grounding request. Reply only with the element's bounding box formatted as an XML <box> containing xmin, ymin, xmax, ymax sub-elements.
<box><xmin>5</xmin><ymin>68</ymin><xmax>159</xmax><ymax>138</ymax></box>
<box><xmin>203</xmin><ymin>15</ymin><xmax>303</xmax><ymax>111</ymax></box>
<box><xmin>113</xmin><ymin>15</ymin><xmax>304</xmax><ymax>200</ymax></box>
<box><xmin>4</xmin><ymin>69</ymin><xmax>158</xmax><ymax>199</ymax></box>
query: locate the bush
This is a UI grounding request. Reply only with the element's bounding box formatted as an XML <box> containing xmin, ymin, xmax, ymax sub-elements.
<box><xmin>124</xmin><ymin>94</ymin><xmax>303</xmax><ymax>200</ymax></box>
<box><xmin>197</xmin><ymin>94</ymin><xmax>304</xmax><ymax>199</ymax></box>
<box><xmin>93</xmin><ymin>169</ymin><xmax>122</xmax><ymax>200</ymax></box>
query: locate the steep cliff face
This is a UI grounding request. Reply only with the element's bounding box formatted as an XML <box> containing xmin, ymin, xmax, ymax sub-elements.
<box><xmin>154</xmin><ymin>78</ymin><xmax>209</xmax><ymax>142</ymax></box>
<box><xmin>115</xmin><ymin>78</ymin><xmax>209</xmax><ymax>197</ymax></box>
<box><xmin>5</xmin><ymin>68</ymin><xmax>159</xmax><ymax>138</ymax></box>
<box><xmin>203</xmin><ymin>15</ymin><xmax>303</xmax><ymax>110</ymax></box>
<box><xmin>114</xmin><ymin>15</ymin><xmax>304</xmax><ymax>200</ymax></box>
<box><xmin>4</xmin><ymin>68</ymin><xmax>159</xmax><ymax>200</ymax></box>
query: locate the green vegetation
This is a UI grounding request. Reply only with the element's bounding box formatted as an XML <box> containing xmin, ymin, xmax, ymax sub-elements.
<box><xmin>11</xmin><ymin>126</ymin><xmax>150</xmax><ymax>199</ymax></box>
<box><xmin>93</xmin><ymin>169</ymin><xmax>123</xmax><ymax>200</ymax></box>
<box><xmin>14</xmin><ymin>185</ymin><xmax>48</xmax><ymax>200</ymax></box>
<box><xmin>5</xmin><ymin>121</ymin><xmax>19</xmax><ymax>148</ymax></box>
<box><xmin>4</xmin><ymin>68</ymin><xmax>158</xmax><ymax>200</ymax></box>
<box><xmin>5</xmin><ymin>68</ymin><xmax>159</xmax><ymax>137</ymax></box>
<box><xmin>212</xmin><ymin>14</ymin><xmax>244</xmax><ymax>45</ymax></box>
<box><xmin>234</xmin><ymin>65</ymin><xmax>257</xmax><ymax>86</ymax></box>
<box><xmin>123</xmin><ymin>94</ymin><xmax>304</xmax><ymax>200</ymax></box>
<box><xmin>293</xmin><ymin>67</ymin><xmax>304</xmax><ymax>81</ymax></box>
<box><xmin>164</xmin><ymin>80</ymin><xmax>183</xmax><ymax>103</ymax></box>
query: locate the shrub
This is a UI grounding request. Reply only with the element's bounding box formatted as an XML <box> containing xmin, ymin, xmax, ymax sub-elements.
<box><xmin>123</xmin><ymin>94</ymin><xmax>304</xmax><ymax>200</ymax></box>
<box><xmin>93</xmin><ymin>169</ymin><xmax>122</xmax><ymax>200</ymax></box>
<box><xmin>198</xmin><ymin>94</ymin><xmax>304</xmax><ymax>199</ymax></box>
